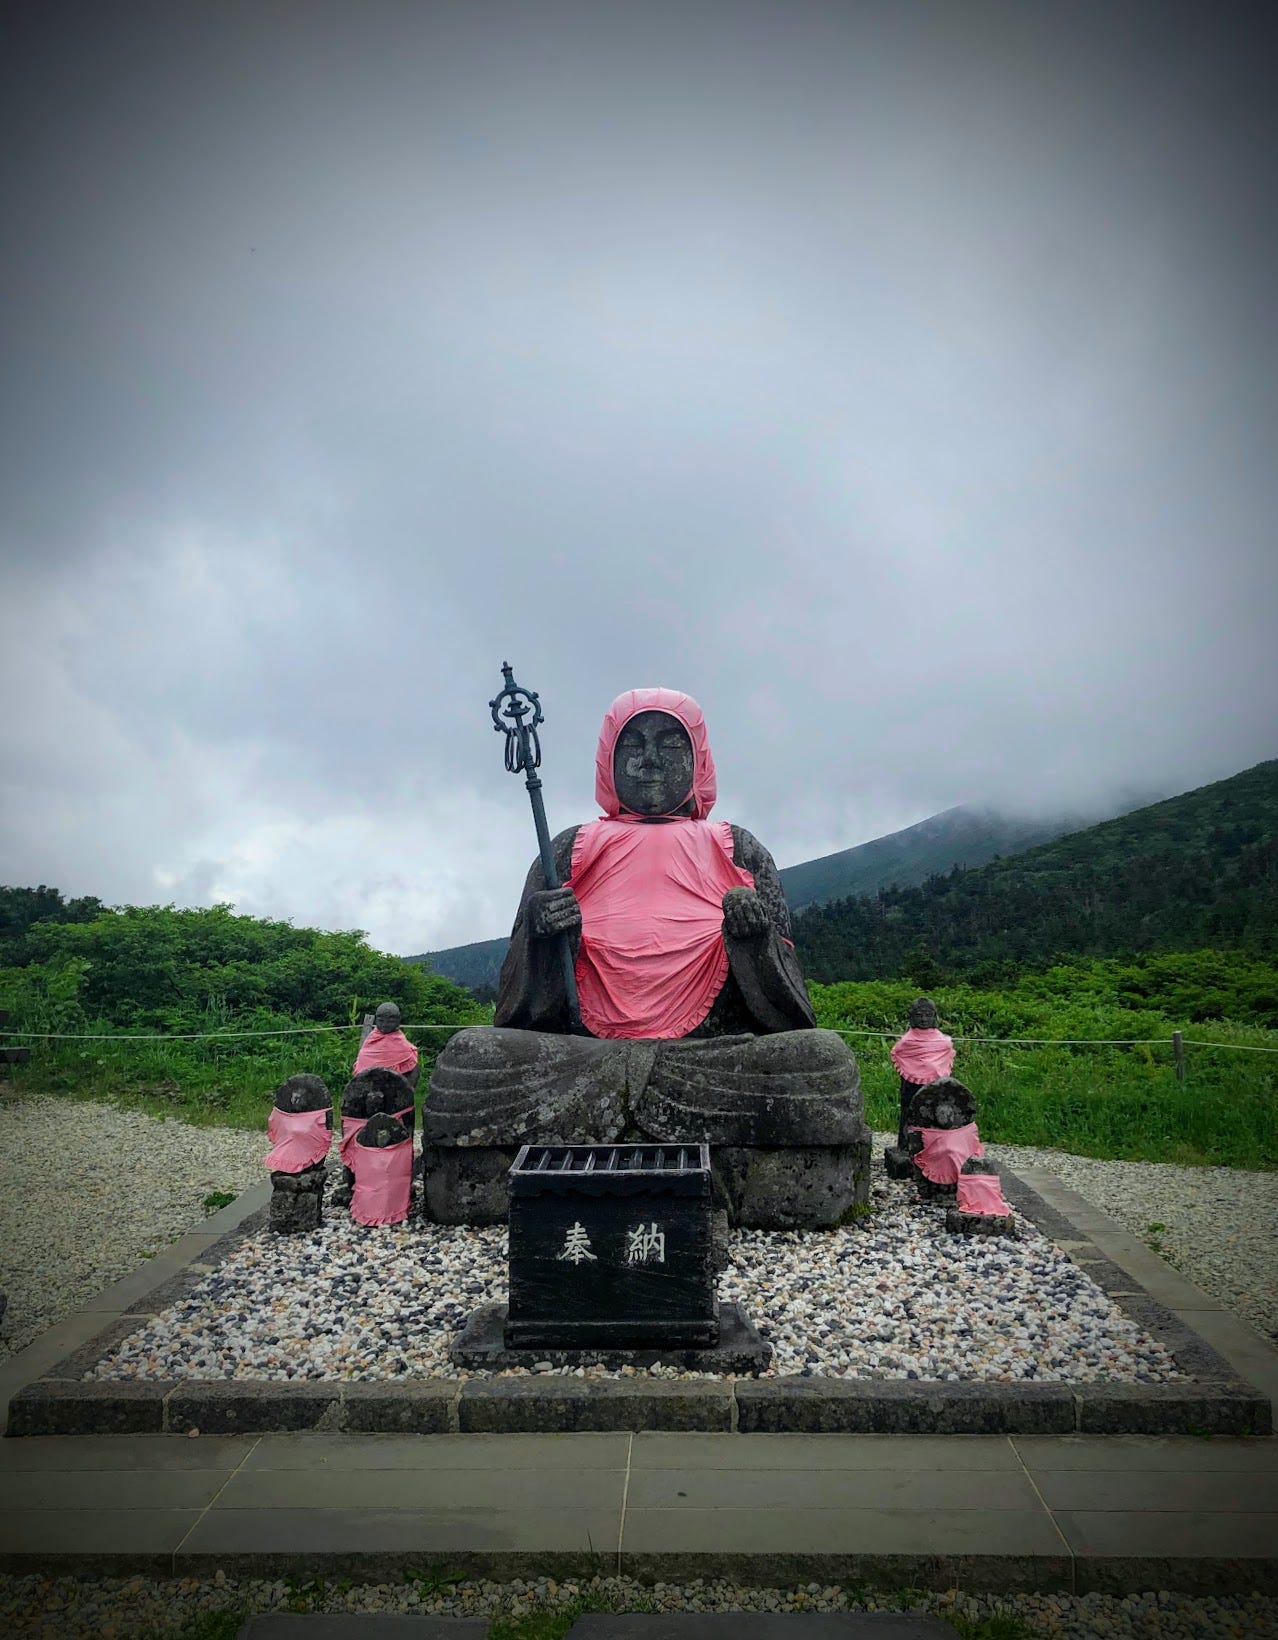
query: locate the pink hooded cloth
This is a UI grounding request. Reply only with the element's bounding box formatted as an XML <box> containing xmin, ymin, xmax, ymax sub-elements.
<box><xmin>569</xmin><ymin>688</ymin><xmax>754</xmax><ymax>1040</ymax></box>
<box><xmin>957</xmin><ymin>1173</ymin><xmax>1011</xmax><ymax>1217</ymax></box>
<box><xmin>339</xmin><ymin>1106</ymin><xmax>414</xmax><ymax>1168</ymax></box>
<box><xmin>911</xmin><ymin>1122</ymin><xmax>985</xmax><ymax>1184</ymax></box>
<box><xmin>890</xmin><ymin>1028</ymin><xmax>956</xmax><ymax>1084</ymax></box>
<box><xmin>349</xmin><ymin>1137</ymin><xmax>412</xmax><ymax>1226</ymax></box>
<box><xmin>353</xmin><ymin>1029</ymin><xmax>419</xmax><ymax>1077</ymax></box>
<box><xmin>264</xmin><ymin>1107</ymin><xmax>331</xmax><ymax>1173</ymax></box>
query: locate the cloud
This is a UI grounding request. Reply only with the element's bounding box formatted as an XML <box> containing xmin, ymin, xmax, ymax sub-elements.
<box><xmin>2</xmin><ymin>0</ymin><xmax>1275</xmax><ymax>950</ymax></box>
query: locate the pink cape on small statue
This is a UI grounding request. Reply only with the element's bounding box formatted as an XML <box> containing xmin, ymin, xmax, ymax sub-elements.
<box><xmin>349</xmin><ymin>1138</ymin><xmax>412</xmax><ymax>1226</ymax></box>
<box><xmin>264</xmin><ymin>1107</ymin><xmax>331</xmax><ymax>1173</ymax></box>
<box><xmin>911</xmin><ymin>1122</ymin><xmax>984</xmax><ymax>1184</ymax></box>
<box><xmin>569</xmin><ymin>688</ymin><xmax>753</xmax><ymax>1040</ymax></box>
<box><xmin>957</xmin><ymin>1173</ymin><xmax>1011</xmax><ymax>1216</ymax></box>
<box><xmin>339</xmin><ymin>1107</ymin><xmax>414</xmax><ymax>1168</ymax></box>
<box><xmin>890</xmin><ymin>1028</ymin><xmax>956</xmax><ymax>1084</ymax></box>
<box><xmin>353</xmin><ymin>1029</ymin><xmax>419</xmax><ymax>1077</ymax></box>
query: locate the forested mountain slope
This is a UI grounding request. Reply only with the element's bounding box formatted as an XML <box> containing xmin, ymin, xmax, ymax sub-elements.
<box><xmin>777</xmin><ymin>804</ymin><xmax>1091</xmax><ymax>911</ymax></box>
<box><xmin>792</xmin><ymin>760</ymin><xmax>1278</xmax><ymax>983</ymax></box>
<box><xmin>405</xmin><ymin>935</ymin><xmax>509</xmax><ymax>996</ymax></box>
<box><xmin>416</xmin><ymin>803</ymin><xmax>1098</xmax><ymax>990</ymax></box>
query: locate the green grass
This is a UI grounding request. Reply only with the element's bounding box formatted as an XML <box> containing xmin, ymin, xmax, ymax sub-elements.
<box><xmin>3</xmin><ymin>967</ymin><xmax>1275</xmax><ymax>1169</ymax></box>
<box><xmin>0</xmin><ymin>1021</ymin><xmax>474</xmax><ymax>1135</ymax></box>
<box><xmin>144</xmin><ymin>1614</ymin><xmax>244</xmax><ymax>1640</ymax></box>
<box><xmin>811</xmin><ymin>978</ymin><xmax>1278</xmax><ymax>1169</ymax></box>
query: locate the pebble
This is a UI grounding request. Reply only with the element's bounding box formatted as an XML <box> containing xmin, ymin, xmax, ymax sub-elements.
<box><xmin>89</xmin><ymin>1165</ymin><xmax>1180</xmax><ymax>1385</ymax></box>
<box><xmin>2</xmin><ymin>1096</ymin><xmax>1274</xmax><ymax>1640</ymax></box>
<box><xmin>981</xmin><ymin>1135</ymin><xmax>1278</xmax><ymax>1344</ymax></box>
<box><xmin>0</xmin><ymin>1092</ymin><xmax>266</xmax><ymax>1358</ymax></box>
<box><xmin>1</xmin><ymin>1571</ymin><xmax>1276</xmax><ymax>1640</ymax></box>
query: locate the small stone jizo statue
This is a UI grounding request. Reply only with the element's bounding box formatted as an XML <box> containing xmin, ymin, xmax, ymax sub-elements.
<box><xmin>350</xmin><ymin>1110</ymin><xmax>413</xmax><ymax>1227</ymax></box>
<box><xmin>903</xmin><ymin>1076</ymin><xmax>982</xmax><ymax>1205</ymax></box>
<box><xmin>946</xmin><ymin>1156</ymin><xmax>1015</xmax><ymax>1238</ymax></box>
<box><xmin>353</xmin><ymin>1000</ymin><xmax>420</xmax><ymax>1085</ymax></box>
<box><xmin>884</xmin><ymin>997</ymin><xmax>956</xmax><ymax>1179</ymax></box>
<box><xmin>332</xmin><ymin>1065</ymin><xmax>416</xmax><ymax>1209</ymax></box>
<box><xmin>264</xmin><ymin>1074</ymin><xmax>333</xmax><ymax>1234</ymax></box>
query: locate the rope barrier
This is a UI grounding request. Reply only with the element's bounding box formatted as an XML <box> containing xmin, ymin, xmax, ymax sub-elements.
<box><xmin>0</xmin><ymin>1022</ymin><xmax>1274</xmax><ymax>1051</ymax></box>
<box><xmin>0</xmin><ymin>1022</ymin><xmax>480</xmax><ymax>1042</ymax></box>
<box><xmin>1178</xmin><ymin>1038</ymin><xmax>1278</xmax><ymax>1054</ymax></box>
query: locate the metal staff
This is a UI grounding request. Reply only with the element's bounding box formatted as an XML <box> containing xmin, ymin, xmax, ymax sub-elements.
<box><xmin>489</xmin><ymin>662</ymin><xmax>584</xmax><ymax>1032</ymax></box>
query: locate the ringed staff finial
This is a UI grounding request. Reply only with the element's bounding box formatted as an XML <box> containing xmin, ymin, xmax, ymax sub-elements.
<box><xmin>488</xmin><ymin>663</ymin><xmax>583</xmax><ymax>1032</ymax></box>
<box><xmin>490</xmin><ymin>661</ymin><xmax>543</xmax><ymax>775</ymax></box>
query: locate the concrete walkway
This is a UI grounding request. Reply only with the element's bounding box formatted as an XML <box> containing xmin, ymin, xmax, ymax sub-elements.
<box><xmin>0</xmin><ymin>1174</ymin><xmax>1274</xmax><ymax>1595</ymax></box>
<box><xmin>1</xmin><ymin>1425</ymin><xmax>1276</xmax><ymax>1593</ymax></box>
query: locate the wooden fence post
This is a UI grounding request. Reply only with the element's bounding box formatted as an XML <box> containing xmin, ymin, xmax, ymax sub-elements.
<box><xmin>0</xmin><ymin>1008</ymin><xmax>32</xmax><ymax>1067</ymax></box>
<box><xmin>1172</xmin><ymin>1030</ymin><xmax>1185</xmax><ymax>1083</ymax></box>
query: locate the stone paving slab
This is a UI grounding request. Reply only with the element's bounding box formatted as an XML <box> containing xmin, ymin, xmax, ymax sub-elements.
<box><xmin>0</xmin><ymin>1428</ymin><xmax>1275</xmax><ymax>1591</ymax></box>
<box><xmin>623</xmin><ymin>1466</ymin><xmax>1042</xmax><ymax>1512</ymax></box>
<box><xmin>1010</xmin><ymin>1432</ymin><xmax>1278</xmax><ymax>1471</ymax></box>
<box><xmin>214</xmin><ymin>1462</ymin><xmax>626</xmax><ymax>1511</ymax></box>
<box><xmin>616</xmin><ymin>1505</ymin><xmax>1069</xmax><ymax>1561</ymax></box>
<box><xmin>629</xmin><ymin>1432</ymin><xmax>1023</xmax><ymax>1471</ymax></box>
<box><xmin>240</xmin><ymin>1431</ymin><xmax>631</xmax><ymax>1471</ymax></box>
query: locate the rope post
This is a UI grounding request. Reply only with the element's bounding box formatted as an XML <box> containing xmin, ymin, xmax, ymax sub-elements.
<box><xmin>1172</xmin><ymin>1029</ymin><xmax>1185</xmax><ymax>1083</ymax></box>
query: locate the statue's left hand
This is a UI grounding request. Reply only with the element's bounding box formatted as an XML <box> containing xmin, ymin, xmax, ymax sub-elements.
<box><xmin>722</xmin><ymin>885</ymin><xmax>769</xmax><ymax>940</ymax></box>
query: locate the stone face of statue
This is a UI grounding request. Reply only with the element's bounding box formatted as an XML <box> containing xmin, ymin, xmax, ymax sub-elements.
<box><xmin>613</xmin><ymin>710</ymin><xmax>695</xmax><ymax>818</ymax></box>
<box><xmin>374</xmin><ymin>1001</ymin><xmax>402</xmax><ymax>1034</ymax></box>
<box><xmin>909</xmin><ymin>997</ymin><xmax>938</xmax><ymax>1030</ymax></box>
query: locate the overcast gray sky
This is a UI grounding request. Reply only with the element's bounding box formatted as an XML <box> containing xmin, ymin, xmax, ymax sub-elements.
<box><xmin>2</xmin><ymin>0</ymin><xmax>1275</xmax><ymax>955</ymax></box>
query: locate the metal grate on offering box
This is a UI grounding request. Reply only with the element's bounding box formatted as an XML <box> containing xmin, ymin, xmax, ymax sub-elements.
<box><xmin>511</xmin><ymin>1141</ymin><xmax>711</xmax><ymax>1194</ymax></box>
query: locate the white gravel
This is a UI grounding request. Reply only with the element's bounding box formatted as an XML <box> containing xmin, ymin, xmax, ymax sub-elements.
<box><xmin>1</xmin><ymin>1090</ymin><xmax>1274</xmax><ymax>1374</ymax></box>
<box><xmin>2</xmin><ymin>1094</ymin><xmax>1277</xmax><ymax>1640</ymax></box>
<box><xmin>88</xmin><ymin>1174</ymin><xmax>1183</xmax><ymax>1383</ymax></box>
<box><xmin>0</xmin><ymin>1089</ymin><xmax>267</xmax><ymax>1358</ymax></box>
<box><xmin>980</xmin><ymin>1136</ymin><xmax>1278</xmax><ymax>1344</ymax></box>
<box><xmin>2</xmin><ymin>1570</ymin><xmax>1277</xmax><ymax>1640</ymax></box>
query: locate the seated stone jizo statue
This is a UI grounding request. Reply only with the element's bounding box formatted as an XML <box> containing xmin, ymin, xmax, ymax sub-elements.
<box><xmin>424</xmin><ymin>687</ymin><xmax>870</xmax><ymax>1227</ymax></box>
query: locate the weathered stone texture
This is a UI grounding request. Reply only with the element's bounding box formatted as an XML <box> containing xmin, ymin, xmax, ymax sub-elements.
<box><xmin>423</xmin><ymin>1027</ymin><xmax>870</xmax><ymax>1228</ymax></box>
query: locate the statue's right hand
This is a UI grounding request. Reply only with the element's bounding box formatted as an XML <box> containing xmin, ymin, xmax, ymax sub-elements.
<box><xmin>527</xmin><ymin>886</ymin><xmax>583</xmax><ymax>940</ymax></box>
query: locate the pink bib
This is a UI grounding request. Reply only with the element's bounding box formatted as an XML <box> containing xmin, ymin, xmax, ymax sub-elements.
<box><xmin>911</xmin><ymin>1122</ymin><xmax>984</xmax><ymax>1184</ymax></box>
<box><xmin>890</xmin><ymin>1028</ymin><xmax>956</xmax><ymax>1084</ymax></box>
<box><xmin>339</xmin><ymin>1106</ymin><xmax>413</xmax><ymax>1167</ymax></box>
<box><xmin>349</xmin><ymin>1139</ymin><xmax>412</xmax><ymax>1226</ymax></box>
<box><xmin>353</xmin><ymin>1030</ymin><xmax>419</xmax><ymax>1076</ymax></box>
<box><xmin>265</xmin><ymin>1107</ymin><xmax>331</xmax><ymax>1173</ymax></box>
<box><xmin>957</xmin><ymin>1173</ymin><xmax>1011</xmax><ymax>1216</ymax></box>
<box><xmin>568</xmin><ymin>818</ymin><xmax>753</xmax><ymax>1039</ymax></box>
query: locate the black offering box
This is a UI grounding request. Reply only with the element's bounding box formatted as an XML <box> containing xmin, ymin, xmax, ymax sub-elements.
<box><xmin>505</xmin><ymin>1142</ymin><xmax>717</xmax><ymax>1351</ymax></box>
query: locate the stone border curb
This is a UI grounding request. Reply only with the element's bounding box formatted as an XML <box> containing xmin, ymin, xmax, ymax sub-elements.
<box><xmin>4</xmin><ymin>1170</ymin><xmax>1273</xmax><ymax>1439</ymax></box>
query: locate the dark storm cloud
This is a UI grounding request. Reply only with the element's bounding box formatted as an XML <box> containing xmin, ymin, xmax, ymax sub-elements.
<box><xmin>2</xmin><ymin>1</ymin><xmax>1275</xmax><ymax>952</ymax></box>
